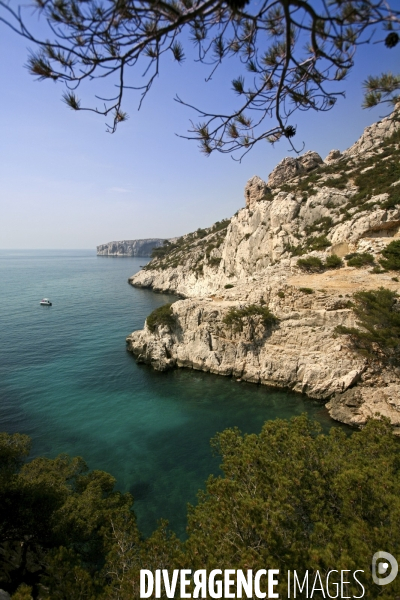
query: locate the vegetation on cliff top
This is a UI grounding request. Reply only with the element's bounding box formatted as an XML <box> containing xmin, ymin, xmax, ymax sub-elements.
<box><xmin>380</xmin><ymin>239</ymin><xmax>400</xmax><ymax>270</ymax></box>
<box><xmin>144</xmin><ymin>219</ymin><xmax>230</xmax><ymax>273</ymax></box>
<box><xmin>223</xmin><ymin>304</ymin><xmax>278</xmax><ymax>334</ymax></box>
<box><xmin>335</xmin><ymin>287</ymin><xmax>400</xmax><ymax>365</ymax></box>
<box><xmin>3</xmin><ymin>416</ymin><xmax>400</xmax><ymax>598</ymax></box>
<box><xmin>139</xmin><ymin>122</ymin><xmax>400</xmax><ymax>275</ymax></box>
<box><xmin>146</xmin><ymin>304</ymin><xmax>175</xmax><ymax>333</ymax></box>
<box><xmin>297</xmin><ymin>256</ymin><xmax>325</xmax><ymax>272</ymax></box>
<box><xmin>325</xmin><ymin>254</ymin><xmax>343</xmax><ymax>269</ymax></box>
<box><xmin>297</xmin><ymin>254</ymin><xmax>343</xmax><ymax>272</ymax></box>
<box><xmin>345</xmin><ymin>252</ymin><xmax>375</xmax><ymax>268</ymax></box>
<box><xmin>285</xmin><ymin>124</ymin><xmax>400</xmax><ymax>258</ymax></box>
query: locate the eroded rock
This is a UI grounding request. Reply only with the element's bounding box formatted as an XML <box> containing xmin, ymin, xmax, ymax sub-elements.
<box><xmin>267</xmin><ymin>151</ymin><xmax>323</xmax><ymax>188</ymax></box>
<box><xmin>244</xmin><ymin>176</ymin><xmax>271</xmax><ymax>209</ymax></box>
<box><xmin>325</xmin><ymin>149</ymin><xmax>342</xmax><ymax>163</ymax></box>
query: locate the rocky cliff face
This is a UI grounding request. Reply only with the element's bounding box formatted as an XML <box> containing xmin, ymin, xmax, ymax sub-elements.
<box><xmin>97</xmin><ymin>238</ymin><xmax>167</xmax><ymax>257</ymax></box>
<box><xmin>127</xmin><ymin>107</ymin><xmax>400</xmax><ymax>430</ymax></box>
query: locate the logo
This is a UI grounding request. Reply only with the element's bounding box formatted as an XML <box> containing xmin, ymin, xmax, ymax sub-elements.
<box><xmin>372</xmin><ymin>551</ymin><xmax>398</xmax><ymax>585</ymax></box>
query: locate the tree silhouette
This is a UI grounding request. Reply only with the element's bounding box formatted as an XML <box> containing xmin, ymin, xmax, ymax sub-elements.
<box><xmin>1</xmin><ymin>0</ymin><xmax>399</xmax><ymax>158</ymax></box>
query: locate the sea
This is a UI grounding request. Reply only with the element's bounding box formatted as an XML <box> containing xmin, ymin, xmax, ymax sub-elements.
<box><xmin>0</xmin><ymin>249</ymin><xmax>345</xmax><ymax>537</ymax></box>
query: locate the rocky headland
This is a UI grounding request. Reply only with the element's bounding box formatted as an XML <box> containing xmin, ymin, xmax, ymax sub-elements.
<box><xmin>126</xmin><ymin>107</ymin><xmax>400</xmax><ymax>431</ymax></box>
<box><xmin>97</xmin><ymin>238</ymin><xmax>167</xmax><ymax>257</ymax></box>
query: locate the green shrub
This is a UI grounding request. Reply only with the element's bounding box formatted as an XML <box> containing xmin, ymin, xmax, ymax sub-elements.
<box><xmin>324</xmin><ymin>173</ymin><xmax>349</xmax><ymax>189</ymax></box>
<box><xmin>223</xmin><ymin>304</ymin><xmax>278</xmax><ymax>333</ymax></box>
<box><xmin>224</xmin><ymin>284</ymin><xmax>234</xmax><ymax>289</ymax></box>
<box><xmin>196</xmin><ymin>228</ymin><xmax>207</xmax><ymax>239</ymax></box>
<box><xmin>211</xmin><ymin>219</ymin><xmax>230</xmax><ymax>233</ymax></box>
<box><xmin>6</xmin><ymin>414</ymin><xmax>400</xmax><ymax>598</ymax></box>
<box><xmin>379</xmin><ymin>239</ymin><xmax>400</xmax><ymax>270</ymax></box>
<box><xmin>305</xmin><ymin>217</ymin><xmax>333</xmax><ymax>236</ymax></box>
<box><xmin>297</xmin><ymin>256</ymin><xmax>324</xmax><ymax>272</ymax></box>
<box><xmin>335</xmin><ymin>132</ymin><xmax>400</xmax><ymax>218</ymax></box>
<box><xmin>150</xmin><ymin>240</ymin><xmax>173</xmax><ymax>259</ymax></box>
<box><xmin>205</xmin><ymin>244</ymin><xmax>216</xmax><ymax>257</ymax></box>
<box><xmin>11</xmin><ymin>584</ymin><xmax>33</xmax><ymax>600</ymax></box>
<box><xmin>325</xmin><ymin>254</ymin><xmax>343</xmax><ymax>269</ymax></box>
<box><xmin>382</xmin><ymin>187</ymin><xmax>400</xmax><ymax>210</ymax></box>
<box><xmin>345</xmin><ymin>252</ymin><xmax>375</xmax><ymax>268</ymax></box>
<box><xmin>0</xmin><ymin>432</ymin><xmax>136</xmax><ymax>599</ymax></box>
<box><xmin>335</xmin><ymin>287</ymin><xmax>400</xmax><ymax>365</ymax></box>
<box><xmin>306</xmin><ymin>235</ymin><xmax>332</xmax><ymax>251</ymax></box>
<box><xmin>285</xmin><ymin>243</ymin><xmax>304</xmax><ymax>256</ymax></box>
<box><xmin>209</xmin><ymin>256</ymin><xmax>222</xmax><ymax>267</ymax></box>
<box><xmin>146</xmin><ymin>303</ymin><xmax>175</xmax><ymax>332</ymax></box>
<box><xmin>351</xmin><ymin>141</ymin><xmax>400</xmax><ymax>208</ymax></box>
<box><xmin>299</xmin><ymin>287</ymin><xmax>314</xmax><ymax>294</ymax></box>
<box><xmin>145</xmin><ymin>218</ymin><xmax>231</xmax><ymax>271</ymax></box>
<box><xmin>277</xmin><ymin>291</ymin><xmax>285</xmax><ymax>298</ymax></box>
<box><xmin>187</xmin><ymin>415</ymin><xmax>400</xmax><ymax>598</ymax></box>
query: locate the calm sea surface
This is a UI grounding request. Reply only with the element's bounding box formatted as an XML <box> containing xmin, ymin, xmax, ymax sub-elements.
<box><xmin>0</xmin><ymin>250</ymin><xmax>344</xmax><ymax>536</ymax></box>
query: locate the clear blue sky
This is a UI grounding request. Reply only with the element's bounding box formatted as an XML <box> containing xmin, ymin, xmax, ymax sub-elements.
<box><xmin>0</xmin><ymin>10</ymin><xmax>398</xmax><ymax>249</ymax></box>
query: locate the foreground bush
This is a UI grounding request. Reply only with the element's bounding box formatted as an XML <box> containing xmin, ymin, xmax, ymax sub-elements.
<box><xmin>146</xmin><ymin>303</ymin><xmax>175</xmax><ymax>332</ymax></box>
<box><xmin>0</xmin><ymin>432</ymin><xmax>139</xmax><ymax>598</ymax></box>
<box><xmin>335</xmin><ymin>287</ymin><xmax>400</xmax><ymax>365</ymax></box>
<box><xmin>2</xmin><ymin>416</ymin><xmax>400</xmax><ymax>598</ymax></box>
<box><xmin>185</xmin><ymin>416</ymin><xmax>400</xmax><ymax>599</ymax></box>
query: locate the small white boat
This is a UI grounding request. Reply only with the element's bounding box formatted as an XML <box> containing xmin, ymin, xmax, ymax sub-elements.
<box><xmin>40</xmin><ymin>298</ymin><xmax>52</xmax><ymax>306</ymax></box>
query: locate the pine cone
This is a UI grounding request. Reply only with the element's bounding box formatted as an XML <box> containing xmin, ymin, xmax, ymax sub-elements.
<box><xmin>226</xmin><ymin>0</ymin><xmax>250</xmax><ymax>11</ymax></box>
<box><xmin>284</xmin><ymin>125</ymin><xmax>296</xmax><ymax>138</ymax></box>
<box><xmin>385</xmin><ymin>32</ymin><xmax>399</xmax><ymax>49</ymax></box>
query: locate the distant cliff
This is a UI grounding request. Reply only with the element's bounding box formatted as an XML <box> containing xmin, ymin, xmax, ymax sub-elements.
<box><xmin>97</xmin><ymin>239</ymin><xmax>167</xmax><ymax>257</ymax></box>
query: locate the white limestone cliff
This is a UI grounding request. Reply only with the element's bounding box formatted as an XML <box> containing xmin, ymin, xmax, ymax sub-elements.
<box><xmin>127</xmin><ymin>107</ymin><xmax>400</xmax><ymax>430</ymax></box>
<box><xmin>97</xmin><ymin>238</ymin><xmax>167</xmax><ymax>257</ymax></box>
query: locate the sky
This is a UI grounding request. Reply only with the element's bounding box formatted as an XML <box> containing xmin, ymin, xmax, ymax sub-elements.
<box><xmin>0</xmin><ymin>5</ymin><xmax>399</xmax><ymax>249</ymax></box>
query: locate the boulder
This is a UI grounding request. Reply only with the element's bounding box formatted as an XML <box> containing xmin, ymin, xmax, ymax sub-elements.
<box><xmin>298</xmin><ymin>150</ymin><xmax>324</xmax><ymax>172</ymax></box>
<box><xmin>324</xmin><ymin>149</ymin><xmax>342</xmax><ymax>163</ymax></box>
<box><xmin>267</xmin><ymin>151</ymin><xmax>323</xmax><ymax>188</ymax></box>
<box><xmin>244</xmin><ymin>176</ymin><xmax>271</xmax><ymax>209</ymax></box>
<box><xmin>267</xmin><ymin>157</ymin><xmax>303</xmax><ymax>188</ymax></box>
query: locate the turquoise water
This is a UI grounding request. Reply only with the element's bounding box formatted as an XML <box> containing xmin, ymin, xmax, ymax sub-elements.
<box><xmin>0</xmin><ymin>250</ymin><xmax>344</xmax><ymax>537</ymax></box>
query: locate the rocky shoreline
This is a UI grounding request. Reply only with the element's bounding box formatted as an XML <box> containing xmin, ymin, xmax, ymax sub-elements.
<box><xmin>126</xmin><ymin>107</ymin><xmax>400</xmax><ymax>430</ymax></box>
